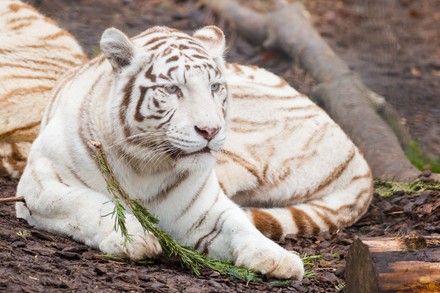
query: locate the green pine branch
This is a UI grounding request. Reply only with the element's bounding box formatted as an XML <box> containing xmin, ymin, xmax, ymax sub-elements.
<box><xmin>90</xmin><ymin>140</ymin><xmax>261</xmax><ymax>280</ymax></box>
<box><xmin>90</xmin><ymin>140</ymin><xmax>315</xmax><ymax>282</ymax></box>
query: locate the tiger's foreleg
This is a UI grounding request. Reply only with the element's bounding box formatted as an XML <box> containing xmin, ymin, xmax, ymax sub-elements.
<box><xmin>15</xmin><ymin>158</ymin><xmax>162</xmax><ymax>260</ymax></box>
<box><xmin>157</xmin><ymin>171</ymin><xmax>304</xmax><ymax>279</ymax></box>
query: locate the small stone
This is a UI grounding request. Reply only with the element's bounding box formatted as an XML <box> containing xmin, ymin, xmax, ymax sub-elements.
<box><xmin>423</xmin><ymin>223</ymin><xmax>435</xmax><ymax>232</ymax></box>
<box><xmin>208</xmin><ymin>280</ymin><xmax>222</xmax><ymax>288</ymax></box>
<box><xmin>285</xmin><ymin>233</ymin><xmax>300</xmax><ymax>241</ymax></box>
<box><xmin>390</xmin><ymin>196</ymin><xmax>403</xmax><ymax>204</ymax></box>
<box><xmin>209</xmin><ymin>271</ymin><xmax>221</xmax><ymax>277</ymax></box>
<box><xmin>403</xmin><ymin>202</ymin><xmax>415</xmax><ymax>214</ymax></box>
<box><xmin>336</xmin><ymin>238</ymin><xmax>352</xmax><ymax>245</ymax></box>
<box><xmin>139</xmin><ymin>275</ymin><xmax>152</xmax><ymax>282</ymax></box>
<box><xmin>414</xmin><ymin>193</ymin><xmax>429</xmax><ymax>205</ymax></box>
<box><xmin>318</xmin><ymin>241</ymin><xmax>331</xmax><ymax>249</ymax></box>
<box><xmin>302</xmin><ymin>278</ymin><xmax>311</xmax><ymax>285</ymax></box>
<box><xmin>320</xmin><ymin>231</ymin><xmax>333</xmax><ymax>241</ymax></box>
<box><xmin>302</xmin><ymin>248</ymin><xmax>315</xmax><ymax>256</ymax></box>
<box><xmin>421</xmin><ymin>169</ymin><xmax>432</xmax><ymax>177</ymax></box>
<box><xmin>54</xmin><ymin>250</ymin><xmax>81</xmax><ymax>260</ymax></box>
<box><xmin>184</xmin><ymin>287</ymin><xmax>202</xmax><ymax>293</ymax></box>
<box><xmin>154</xmin><ymin>275</ymin><xmax>167</xmax><ymax>283</ymax></box>
<box><xmin>335</xmin><ymin>266</ymin><xmax>345</xmax><ymax>277</ymax></box>
<box><xmin>12</xmin><ymin>241</ymin><xmax>26</xmax><ymax>248</ymax></box>
<box><xmin>81</xmin><ymin>250</ymin><xmax>96</xmax><ymax>260</ymax></box>
<box><xmin>381</xmin><ymin>201</ymin><xmax>394</xmax><ymax>211</ymax></box>
<box><xmin>316</xmin><ymin>271</ymin><xmax>338</xmax><ymax>283</ymax></box>
<box><xmin>150</xmin><ymin>281</ymin><xmax>165</xmax><ymax>289</ymax></box>
<box><xmin>62</xmin><ymin>246</ymin><xmax>88</xmax><ymax>253</ymax></box>
<box><xmin>290</xmin><ymin>280</ymin><xmax>303</xmax><ymax>290</ymax></box>
<box><xmin>370</xmin><ymin>208</ymin><xmax>385</xmax><ymax>222</ymax></box>
<box><xmin>94</xmin><ymin>267</ymin><xmax>106</xmax><ymax>276</ymax></box>
<box><xmin>417</xmin><ymin>204</ymin><xmax>433</xmax><ymax>215</ymax></box>
<box><xmin>31</xmin><ymin>230</ymin><xmax>54</xmax><ymax>241</ymax></box>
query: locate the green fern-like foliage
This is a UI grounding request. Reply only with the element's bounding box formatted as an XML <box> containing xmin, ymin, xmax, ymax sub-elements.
<box><xmin>91</xmin><ymin>140</ymin><xmax>318</xmax><ymax>282</ymax></box>
<box><xmin>91</xmin><ymin>140</ymin><xmax>260</xmax><ymax>280</ymax></box>
<box><xmin>374</xmin><ymin>178</ymin><xmax>440</xmax><ymax>198</ymax></box>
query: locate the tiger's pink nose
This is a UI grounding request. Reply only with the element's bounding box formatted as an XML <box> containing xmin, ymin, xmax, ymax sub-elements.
<box><xmin>195</xmin><ymin>126</ymin><xmax>220</xmax><ymax>141</ymax></box>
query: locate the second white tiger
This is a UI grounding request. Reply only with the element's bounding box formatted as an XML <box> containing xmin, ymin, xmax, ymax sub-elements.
<box><xmin>17</xmin><ymin>25</ymin><xmax>373</xmax><ymax>279</ymax></box>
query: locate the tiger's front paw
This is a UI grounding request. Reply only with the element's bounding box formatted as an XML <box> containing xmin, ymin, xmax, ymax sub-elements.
<box><xmin>234</xmin><ymin>238</ymin><xmax>304</xmax><ymax>280</ymax></box>
<box><xmin>99</xmin><ymin>216</ymin><xmax>162</xmax><ymax>260</ymax></box>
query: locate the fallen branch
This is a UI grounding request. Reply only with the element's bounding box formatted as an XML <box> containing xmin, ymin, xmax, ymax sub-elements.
<box><xmin>200</xmin><ymin>0</ymin><xmax>421</xmax><ymax>181</ymax></box>
<box><xmin>90</xmin><ymin>140</ymin><xmax>260</xmax><ymax>281</ymax></box>
<box><xmin>0</xmin><ymin>196</ymin><xmax>24</xmax><ymax>203</ymax></box>
<box><xmin>91</xmin><ymin>140</ymin><xmax>319</xmax><ymax>280</ymax></box>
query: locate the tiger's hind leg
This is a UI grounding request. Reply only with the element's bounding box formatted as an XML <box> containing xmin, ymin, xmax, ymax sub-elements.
<box><xmin>227</xmin><ymin>148</ymin><xmax>374</xmax><ymax>240</ymax></box>
<box><xmin>0</xmin><ymin>142</ymin><xmax>30</xmax><ymax>178</ymax></box>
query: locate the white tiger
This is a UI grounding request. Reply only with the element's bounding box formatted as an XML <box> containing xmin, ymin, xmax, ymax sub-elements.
<box><xmin>0</xmin><ymin>0</ymin><xmax>86</xmax><ymax>177</ymax></box>
<box><xmin>15</xmin><ymin>25</ymin><xmax>373</xmax><ymax>278</ymax></box>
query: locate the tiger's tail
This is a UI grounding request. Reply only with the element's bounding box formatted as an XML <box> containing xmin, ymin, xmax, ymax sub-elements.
<box><xmin>245</xmin><ymin>163</ymin><xmax>374</xmax><ymax>240</ymax></box>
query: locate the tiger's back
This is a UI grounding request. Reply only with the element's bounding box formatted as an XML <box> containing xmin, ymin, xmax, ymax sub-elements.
<box><xmin>0</xmin><ymin>0</ymin><xmax>86</xmax><ymax>177</ymax></box>
<box><xmin>218</xmin><ymin>63</ymin><xmax>373</xmax><ymax>239</ymax></box>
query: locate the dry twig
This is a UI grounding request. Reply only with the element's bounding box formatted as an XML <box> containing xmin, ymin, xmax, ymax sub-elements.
<box><xmin>0</xmin><ymin>196</ymin><xmax>24</xmax><ymax>203</ymax></box>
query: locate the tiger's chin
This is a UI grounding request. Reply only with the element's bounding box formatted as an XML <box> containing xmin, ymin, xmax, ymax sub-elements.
<box><xmin>173</xmin><ymin>148</ymin><xmax>217</xmax><ymax>172</ymax></box>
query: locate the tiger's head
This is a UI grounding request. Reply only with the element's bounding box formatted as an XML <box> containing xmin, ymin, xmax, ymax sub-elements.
<box><xmin>100</xmin><ymin>26</ymin><xmax>228</xmax><ymax>172</ymax></box>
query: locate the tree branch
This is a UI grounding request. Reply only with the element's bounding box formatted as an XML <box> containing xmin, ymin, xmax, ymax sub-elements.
<box><xmin>90</xmin><ymin>140</ymin><xmax>261</xmax><ymax>280</ymax></box>
<box><xmin>201</xmin><ymin>0</ymin><xmax>420</xmax><ymax>181</ymax></box>
<box><xmin>0</xmin><ymin>196</ymin><xmax>24</xmax><ymax>203</ymax></box>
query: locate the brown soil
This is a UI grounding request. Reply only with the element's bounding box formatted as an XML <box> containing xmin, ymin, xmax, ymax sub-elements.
<box><xmin>2</xmin><ymin>176</ymin><xmax>439</xmax><ymax>292</ymax></box>
<box><xmin>1</xmin><ymin>0</ymin><xmax>439</xmax><ymax>292</ymax></box>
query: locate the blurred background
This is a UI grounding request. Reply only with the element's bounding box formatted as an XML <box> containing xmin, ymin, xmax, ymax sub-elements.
<box><xmin>28</xmin><ymin>0</ymin><xmax>440</xmax><ymax>165</ymax></box>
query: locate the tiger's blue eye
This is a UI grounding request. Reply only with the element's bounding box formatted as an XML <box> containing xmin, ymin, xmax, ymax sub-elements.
<box><xmin>165</xmin><ymin>85</ymin><xmax>178</xmax><ymax>93</ymax></box>
<box><xmin>211</xmin><ymin>83</ymin><xmax>220</xmax><ymax>92</ymax></box>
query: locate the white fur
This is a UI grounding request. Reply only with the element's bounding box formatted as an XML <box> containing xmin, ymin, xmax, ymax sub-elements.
<box><xmin>16</xmin><ymin>26</ymin><xmax>306</xmax><ymax>279</ymax></box>
<box><xmin>15</xmin><ymin>23</ymin><xmax>372</xmax><ymax>282</ymax></box>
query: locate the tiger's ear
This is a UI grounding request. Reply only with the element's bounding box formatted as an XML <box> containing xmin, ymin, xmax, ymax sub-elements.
<box><xmin>100</xmin><ymin>28</ymin><xmax>135</xmax><ymax>71</ymax></box>
<box><xmin>193</xmin><ymin>26</ymin><xmax>225</xmax><ymax>59</ymax></box>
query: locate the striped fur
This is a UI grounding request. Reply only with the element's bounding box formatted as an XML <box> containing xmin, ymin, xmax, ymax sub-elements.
<box><xmin>219</xmin><ymin>63</ymin><xmax>373</xmax><ymax>240</ymax></box>
<box><xmin>15</xmin><ymin>25</ymin><xmax>373</xmax><ymax>279</ymax></box>
<box><xmin>0</xmin><ymin>0</ymin><xmax>86</xmax><ymax>177</ymax></box>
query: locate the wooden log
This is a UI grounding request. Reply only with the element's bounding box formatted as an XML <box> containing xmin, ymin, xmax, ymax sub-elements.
<box><xmin>200</xmin><ymin>0</ymin><xmax>422</xmax><ymax>181</ymax></box>
<box><xmin>345</xmin><ymin>236</ymin><xmax>440</xmax><ymax>293</ymax></box>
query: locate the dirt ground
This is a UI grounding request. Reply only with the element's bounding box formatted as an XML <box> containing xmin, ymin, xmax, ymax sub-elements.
<box><xmin>1</xmin><ymin>0</ymin><xmax>439</xmax><ymax>292</ymax></box>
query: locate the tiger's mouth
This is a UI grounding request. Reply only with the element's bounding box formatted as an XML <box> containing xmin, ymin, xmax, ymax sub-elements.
<box><xmin>170</xmin><ymin>146</ymin><xmax>212</xmax><ymax>159</ymax></box>
<box><xmin>180</xmin><ymin>147</ymin><xmax>212</xmax><ymax>157</ymax></box>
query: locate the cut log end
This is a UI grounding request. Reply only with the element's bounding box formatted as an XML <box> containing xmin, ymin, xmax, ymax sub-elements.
<box><xmin>345</xmin><ymin>236</ymin><xmax>440</xmax><ymax>293</ymax></box>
